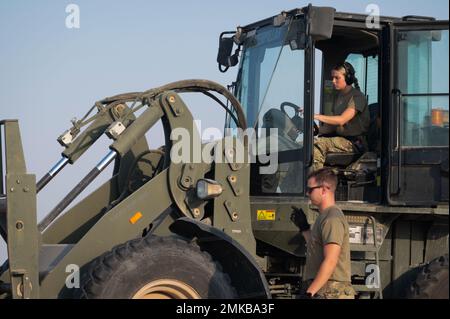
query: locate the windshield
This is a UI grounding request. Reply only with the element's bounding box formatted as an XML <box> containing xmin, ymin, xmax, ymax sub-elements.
<box><xmin>232</xmin><ymin>20</ymin><xmax>306</xmax><ymax>195</ymax></box>
<box><xmin>236</xmin><ymin>22</ymin><xmax>305</xmax><ymax>130</ymax></box>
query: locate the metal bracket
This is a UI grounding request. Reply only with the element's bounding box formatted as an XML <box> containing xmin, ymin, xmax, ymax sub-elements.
<box><xmin>224</xmin><ymin>200</ymin><xmax>239</xmax><ymax>222</ymax></box>
<box><xmin>11</xmin><ymin>269</ymin><xmax>32</xmax><ymax>299</ymax></box>
<box><xmin>184</xmin><ymin>189</ymin><xmax>205</xmax><ymax>220</ymax></box>
<box><xmin>227</xmin><ymin>174</ymin><xmax>243</xmax><ymax>196</ymax></box>
<box><xmin>179</xmin><ymin>164</ymin><xmax>196</xmax><ymax>190</ymax></box>
<box><xmin>6</xmin><ymin>174</ymin><xmax>39</xmax><ymax>299</ymax></box>
<box><xmin>166</xmin><ymin>94</ymin><xmax>183</xmax><ymax>117</ymax></box>
<box><xmin>224</xmin><ymin>147</ymin><xmax>243</xmax><ymax>171</ymax></box>
<box><xmin>0</xmin><ymin>121</ymin><xmax>39</xmax><ymax>299</ymax></box>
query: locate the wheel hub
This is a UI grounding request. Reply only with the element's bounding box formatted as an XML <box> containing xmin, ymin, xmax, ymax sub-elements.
<box><xmin>132</xmin><ymin>279</ymin><xmax>201</xmax><ymax>299</ymax></box>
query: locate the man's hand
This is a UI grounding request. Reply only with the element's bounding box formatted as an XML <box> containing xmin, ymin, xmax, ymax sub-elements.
<box><xmin>291</xmin><ymin>206</ymin><xmax>310</xmax><ymax>232</ymax></box>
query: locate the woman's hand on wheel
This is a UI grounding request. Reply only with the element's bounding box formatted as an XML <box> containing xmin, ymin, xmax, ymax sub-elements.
<box><xmin>313</xmin><ymin>121</ymin><xmax>320</xmax><ymax>136</ymax></box>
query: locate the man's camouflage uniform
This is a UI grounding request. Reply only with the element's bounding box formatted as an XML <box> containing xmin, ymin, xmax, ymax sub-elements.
<box><xmin>303</xmin><ymin>205</ymin><xmax>356</xmax><ymax>299</ymax></box>
<box><xmin>303</xmin><ymin>279</ymin><xmax>355</xmax><ymax>299</ymax></box>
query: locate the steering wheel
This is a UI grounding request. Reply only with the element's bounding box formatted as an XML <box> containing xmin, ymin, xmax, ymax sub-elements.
<box><xmin>280</xmin><ymin>102</ymin><xmax>302</xmax><ymax>118</ymax></box>
<box><xmin>280</xmin><ymin>102</ymin><xmax>320</xmax><ymax>136</ymax></box>
<box><xmin>280</xmin><ymin>102</ymin><xmax>304</xmax><ymax>133</ymax></box>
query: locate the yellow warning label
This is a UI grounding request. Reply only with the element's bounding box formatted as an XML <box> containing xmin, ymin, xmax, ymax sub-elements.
<box><xmin>257</xmin><ymin>209</ymin><xmax>276</xmax><ymax>221</ymax></box>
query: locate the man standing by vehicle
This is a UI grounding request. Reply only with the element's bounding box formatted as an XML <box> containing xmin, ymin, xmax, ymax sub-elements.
<box><xmin>291</xmin><ymin>168</ymin><xmax>355</xmax><ymax>299</ymax></box>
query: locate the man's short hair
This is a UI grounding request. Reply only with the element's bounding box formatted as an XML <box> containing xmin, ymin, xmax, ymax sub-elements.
<box><xmin>307</xmin><ymin>168</ymin><xmax>338</xmax><ymax>192</ymax></box>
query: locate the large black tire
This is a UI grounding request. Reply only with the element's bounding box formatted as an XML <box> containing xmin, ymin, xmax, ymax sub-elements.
<box><xmin>79</xmin><ymin>235</ymin><xmax>237</xmax><ymax>299</ymax></box>
<box><xmin>409</xmin><ymin>254</ymin><xmax>449</xmax><ymax>299</ymax></box>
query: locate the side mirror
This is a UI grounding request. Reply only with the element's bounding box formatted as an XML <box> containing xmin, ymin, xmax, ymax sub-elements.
<box><xmin>305</xmin><ymin>5</ymin><xmax>335</xmax><ymax>41</ymax></box>
<box><xmin>217</xmin><ymin>32</ymin><xmax>240</xmax><ymax>72</ymax></box>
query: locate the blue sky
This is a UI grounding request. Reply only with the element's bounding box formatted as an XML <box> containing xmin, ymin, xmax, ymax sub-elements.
<box><xmin>0</xmin><ymin>0</ymin><xmax>448</xmax><ymax>261</ymax></box>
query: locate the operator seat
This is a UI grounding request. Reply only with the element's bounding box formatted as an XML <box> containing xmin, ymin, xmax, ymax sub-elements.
<box><xmin>323</xmin><ymin>103</ymin><xmax>379</xmax><ymax>202</ymax></box>
<box><xmin>324</xmin><ymin>102</ymin><xmax>379</xmax><ymax>169</ymax></box>
<box><xmin>324</xmin><ymin>152</ymin><xmax>362</xmax><ymax>167</ymax></box>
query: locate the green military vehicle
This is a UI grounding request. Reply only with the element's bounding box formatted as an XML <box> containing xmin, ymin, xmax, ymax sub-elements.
<box><xmin>0</xmin><ymin>5</ymin><xmax>448</xmax><ymax>299</ymax></box>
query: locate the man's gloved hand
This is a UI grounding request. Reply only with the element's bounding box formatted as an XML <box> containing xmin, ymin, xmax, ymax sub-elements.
<box><xmin>291</xmin><ymin>206</ymin><xmax>310</xmax><ymax>232</ymax></box>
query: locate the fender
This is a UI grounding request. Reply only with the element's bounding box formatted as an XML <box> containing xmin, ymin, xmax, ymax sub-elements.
<box><xmin>170</xmin><ymin>217</ymin><xmax>271</xmax><ymax>299</ymax></box>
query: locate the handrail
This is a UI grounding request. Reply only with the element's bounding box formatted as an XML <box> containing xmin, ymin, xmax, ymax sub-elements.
<box><xmin>391</xmin><ymin>89</ymin><xmax>402</xmax><ymax>195</ymax></box>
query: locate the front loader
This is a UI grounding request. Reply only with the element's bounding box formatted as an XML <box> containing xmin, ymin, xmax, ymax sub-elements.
<box><xmin>0</xmin><ymin>80</ymin><xmax>270</xmax><ymax>299</ymax></box>
<box><xmin>1</xmin><ymin>4</ymin><xmax>449</xmax><ymax>299</ymax></box>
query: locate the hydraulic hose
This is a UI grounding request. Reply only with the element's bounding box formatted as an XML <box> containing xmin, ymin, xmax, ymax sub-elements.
<box><xmin>100</xmin><ymin>79</ymin><xmax>247</xmax><ymax>130</ymax></box>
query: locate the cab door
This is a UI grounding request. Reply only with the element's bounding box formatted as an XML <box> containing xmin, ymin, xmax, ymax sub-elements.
<box><xmin>388</xmin><ymin>19</ymin><xmax>449</xmax><ymax>205</ymax></box>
